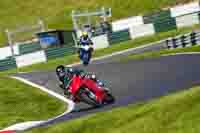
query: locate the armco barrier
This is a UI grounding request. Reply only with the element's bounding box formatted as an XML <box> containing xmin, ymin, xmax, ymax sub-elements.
<box><xmin>166</xmin><ymin>31</ymin><xmax>200</xmax><ymax>49</ymax></box>
<box><xmin>0</xmin><ymin>57</ymin><xmax>16</xmax><ymax>71</ymax></box>
<box><xmin>108</xmin><ymin>30</ymin><xmax>131</xmax><ymax>45</ymax></box>
<box><xmin>154</xmin><ymin>17</ymin><xmax>177</xmax><ymax>33</ymax></box>
<box><xmin>143</xmin><ymin>10</ymin><xmax>172</xmax><ymax>24</ymax></box>
<box><xmin>19</xmin><ymin>42</ymin><xmax>41</xmax><ymax>55</ymax></box>
<box><xmin>45</xmin><ymin>46</ymin><xmax>75</xmax><ymax>60</ymax></box>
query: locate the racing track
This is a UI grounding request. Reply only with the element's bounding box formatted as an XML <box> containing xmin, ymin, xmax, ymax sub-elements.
<box><xmin>15</xmin><ymin>54</ymin><xmax>200</xmax><ymax>127</ymax></box>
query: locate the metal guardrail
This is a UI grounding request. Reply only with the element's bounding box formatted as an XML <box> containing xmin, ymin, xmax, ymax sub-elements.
<box><xmin>0</xmin><ymin>57</ymin><xmax>16</xmax><ymax>71</ymax></box>
<box><xmin>45</xmin><ymin>46</ymin><xmax>75</xmax><ymax>60</ymax></box>
<box><xmin>165</xmin><ymin>31</ymin><xmax>200</xmax><ymax>49</ymax></box>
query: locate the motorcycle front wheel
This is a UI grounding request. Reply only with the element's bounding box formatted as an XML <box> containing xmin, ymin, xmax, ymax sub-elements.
<box><xmin>82</xmin><ymin>52</ymin><xmax>91</xmax><ymax>66</ymax></box>
<box><xmin>78</xmin><ymin>88</ymin><xmax>101</xmax><ymax>107</ymax></box>
<box><xmin>104</xmin><ymin>93</ymin><xmax>115</xmax><ymax>104</ymax></box>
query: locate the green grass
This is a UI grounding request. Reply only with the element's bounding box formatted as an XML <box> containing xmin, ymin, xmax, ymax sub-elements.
<box><xmin>26</xmin><ymin>85</ymin><xmax>200</xmax><ymax>133</ymax></box>
<box><xmin>0</xmin><ymin>76</ymin><xmax>66</xmax><ymax>129</ymax></box>
<box><xmin>119</xmin><ymin>45</ymin><xmax>200</xmax><ymax>61</ymax></box>
<box><xmin>0</xmin><ymin>0</ymin><xmax>193</xmax><ymax>46</ymax></box>
<box><xmin>2</xmin><ymin>24</ymin><xmax>198</xmax><ymax>73</ymax></box>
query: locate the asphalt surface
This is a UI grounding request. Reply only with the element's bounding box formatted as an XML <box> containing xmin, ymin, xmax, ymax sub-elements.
<box><xmin>15</xmin><ymin>53</ymin><xmax>200</xmax><ymax>126</ymax></box>
<box><xmin>89</xmin><ymin>40</ymin><xmax>166</xmax><ymax>65</ymax></box>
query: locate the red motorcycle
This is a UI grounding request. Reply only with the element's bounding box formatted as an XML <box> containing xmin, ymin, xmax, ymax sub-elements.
<box><xmin>67</xmin><ymin>74</ymin><xmax>115</xmax><ymax>106</ymax></box>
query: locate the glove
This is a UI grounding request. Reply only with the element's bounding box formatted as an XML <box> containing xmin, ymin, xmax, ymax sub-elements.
<box><xmin>58</xmin><ymin>82</ymin><xmax>65</xmax><ymax>89</ymax></box>
<box><xmin>64</xmin><ymin>90</ymin><xmax>71</xmax><ymax>96</ymax></box>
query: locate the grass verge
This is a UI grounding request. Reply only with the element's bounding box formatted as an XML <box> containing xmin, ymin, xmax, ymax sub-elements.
<box><xmin>119</xmin><ymin>45</ymin><xmax>200</xmax><ymax>61</ymax></box>
<box><xmin>0</xmin><ymin>0</ymin><xmax>193</xmax><ymax>46</ymax></box>
<box><xmin>0</xmin><ymin>76</ymin><xmax>66</xmax><ymax>129</ymax></box>
<box><xmin>25</xmin><ymin>85</ymin><xmax>200</xmax><ymax>133</ymax></box>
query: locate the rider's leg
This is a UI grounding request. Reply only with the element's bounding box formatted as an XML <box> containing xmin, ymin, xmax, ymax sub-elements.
<box><xmin>79</xmin><ymin>49</ymin><xmax>84</xmax><ymax>59</ymax></box>
<box><xmin>89</xmin><ymin>48</ymin><xmax>93</xmax><ymax>60</ymax></box>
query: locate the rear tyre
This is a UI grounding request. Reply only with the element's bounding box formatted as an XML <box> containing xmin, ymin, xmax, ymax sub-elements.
<box><xmin>83</xmin><ymin>61</ymin><xmax>89</xmax><ymax>66</ymax></box>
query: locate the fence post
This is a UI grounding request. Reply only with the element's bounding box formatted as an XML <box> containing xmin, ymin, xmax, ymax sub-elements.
<box><xmin>172</xmin><ymin>37</ymin><xmax>178</xmax><ymax>48</ymax></box>
<box><xmin>190</xmin><ymin>31</ymin><xmax>197</xmax><ymax>46</ymax></box>
<box><xmin>180</xmin><ymin>35</ymin><xmax>186</xmax><ymax>48</ymax></box>
<box><xmin>166</xmin><ymin>39</ymin><xmax>171</xmax><ymax>49</ymax></box>
<box><xmin>5</xmin><ymin>29</ymin><xmax>15</xmax><ymax>58</ymax></box>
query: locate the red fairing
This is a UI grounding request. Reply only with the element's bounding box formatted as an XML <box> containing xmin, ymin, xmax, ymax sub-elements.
<box><xmin>68</xmin><ymin>75</ymin><xmax>106</xmax><ymax>103</ymax></box>
<box><xmin>82</xmin><ymin>78</ymin><xmax>106</xmax><ymax>103</ymax></box>
<box><xmin>0</xmin><ymin>130</ymin><xmax>16</xmax><ymax>133</ymax></box>
<box><xmin>69</xmin><ymin>75</ymin><xmax>83</xmax><ymax>96</ymax></box>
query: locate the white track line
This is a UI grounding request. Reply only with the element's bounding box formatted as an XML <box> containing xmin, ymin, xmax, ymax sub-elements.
<box><xmin>12</xmin><ymin>76</ymin><xmax>69</xmax><ymax>103</ymax></box>
<box><xmin>162</xmin><ymin>52</ymin><xmax>200</xmax><ymax>56</ymax></box>
<box><xmin>0</xmin><ymin>76</ymin><xmax>75</xmax><ymax>132</ymax></box>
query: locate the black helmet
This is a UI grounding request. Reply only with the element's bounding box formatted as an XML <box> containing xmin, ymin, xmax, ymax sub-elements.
<box><xmin>56</xmin><ymin>65</ymin><xmax>65</xmax><ymax>78</ymax></box>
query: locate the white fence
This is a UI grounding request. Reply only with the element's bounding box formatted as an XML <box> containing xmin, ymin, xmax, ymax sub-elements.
<box><xmin>129</xmin><ymin>24</ymin><xmax>155</xmax><ymax>39</ymax></box>
<box><xmin>16</xmin><ymin>50</ymin><xmax>47</xmax><ymax>68</ymax></box>
<box><xmin>170</xmin><ymin>2</ymin><xmax>200</xmax><ymax>17</ymax></box>
<box><xmin>112</xmin><ymin>16</ymin><xmax>144</xmax><ymax>32</ymax></box>
<box><xmin>0</xmin><ymin>45</ymin><xmax>19</xmax><ymax>60</ymax></box>
<box><xmin>176</xmin><ymin>13</ymin><xmax>200</xmax><ymax>28</ymax></box>
<box><xmin>91</xmin><ymin>34</ymin><xmax>109</xmax><ymax>49</ymax></box>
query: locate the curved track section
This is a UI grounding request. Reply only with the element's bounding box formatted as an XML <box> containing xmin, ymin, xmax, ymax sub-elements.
<box><xmin>1</xmin><ymin>42</ymin><xmax>165</xmax><ymax>132</ymax></box>
<box><xmin>14</xmin><ymin>54</ymin><xmax>200</xmax><ymax>127</ymax></box>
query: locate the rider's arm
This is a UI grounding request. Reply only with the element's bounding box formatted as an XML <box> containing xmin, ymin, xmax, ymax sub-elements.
<box><xmin>72</xmin><ymin>69</ymin><xmax>86</xmax><ymax>78</ymax></box>
<box><xmin>77</xmin><ymin>37</ymin><xmax>81</xmax><ymax>47</ymax></box>
<box><xmin>78</xmin><ymin>37</ymin><xmax>82</xmax><ymax>46</ymax></box>
<box><xmin>89</xmin><ymin>39</ymin><xmax>93</xmax><ymax>45</ymax></box>
<box><xmin>65</xmin><ymin>78</ymin><xmax>73</xmax><ymax>89</ymax></box>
